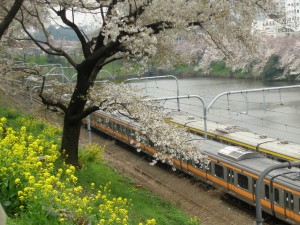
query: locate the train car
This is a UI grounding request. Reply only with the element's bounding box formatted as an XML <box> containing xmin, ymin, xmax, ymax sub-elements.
<box><xmin>166</xmin><ymin>113</ymin><xmax>300</xmax><ymax>162</ymax></box>
<box><xmin>83</xmin><ymin>110</ymin><xmax>300</xmax><ymax>224</ymax></box>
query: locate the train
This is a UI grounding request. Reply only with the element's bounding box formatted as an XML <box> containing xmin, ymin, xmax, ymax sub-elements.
<box><xmin>83</xmin><ymin>110</ymin><xmax>300</xmax><ymax>225</ymax></box>
<box><xmin>166</xmin><ymin>112</ymin><xmax>300</xmax><ymax>162</ymax></box>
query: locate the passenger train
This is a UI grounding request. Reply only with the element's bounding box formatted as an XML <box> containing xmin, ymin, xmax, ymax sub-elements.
<box><xmin>166</xmin><ymin>113</ymin><xmax>300</xmax><ymax>162</ymax></box>
<box><xmin>83</xmin><ymin>110</ymin><xmax>300</xmax><ymax>225</ymax></box>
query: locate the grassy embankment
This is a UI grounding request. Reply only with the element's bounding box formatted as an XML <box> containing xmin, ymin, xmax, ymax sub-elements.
<box><xmin>20</xmin><ymin>54</ymin><xmax>255</xmax><ymax>80</ymax></box>
<box><xmin>170</xmin><ymin>61</ymin><xmax>254</xmax><ymax>79</ymax></box>
<box><xmin>0</xmin><ymin>105</ymin><xmax>200</xmax><ymax>225</ymax></box>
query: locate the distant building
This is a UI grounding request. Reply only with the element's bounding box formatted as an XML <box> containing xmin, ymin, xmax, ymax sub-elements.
<box><xmin>284</xmin><ymin>0</ymin><xmax>300</xmax><ymax>31</ymax></box>
<box><xmin>254</xmin><ymin>0</ymin><xmax>300</xmax><ymax>35</ymax></box>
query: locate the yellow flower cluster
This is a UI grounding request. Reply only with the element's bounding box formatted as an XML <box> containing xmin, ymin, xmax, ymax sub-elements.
<box><xmin>79</xmin><ymin>143</ymin><xmax>105</xmax><ymax>165</ymax></box>
<box><xmin>0</xmin><ymin>116</ymin><xmax>155</xmax><ymax>224</ymax></box>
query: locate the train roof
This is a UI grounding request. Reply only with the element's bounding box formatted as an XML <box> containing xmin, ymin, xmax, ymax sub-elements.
<box><xmin>95</xmin><ymin>110</ymin><xmax>139</xmax><ymax>126</ymax></box>
<box><xmin>93</xmin><ymin>110</ymin><xmax>300</xmax><ymax>192</ymax></box>
<box><xmin>198</xmin><ymin>139</ymin><xmax>300</xmax><ymax>191</ymax></box>
<box><xmin>168</xmin><ymin>113</ymin><xmax>300</xmax><ymax>161</ymax></box>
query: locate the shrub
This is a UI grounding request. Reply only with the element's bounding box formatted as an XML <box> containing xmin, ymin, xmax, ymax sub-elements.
<box><xmin>79</xmin><ymin>143</ymin><xmax>105</xmax><ymax>165</ymax></box>
<box><xmin>261</xmin><ymin>54</ymin><xmax>284</xmax><ymax>81</ymax></box>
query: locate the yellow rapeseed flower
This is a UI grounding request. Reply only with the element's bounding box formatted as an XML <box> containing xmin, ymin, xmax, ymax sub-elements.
<box><xmin>14</xmin><ymin>178</ymin><xmax>21</xmax><ymax>185</ymax></box>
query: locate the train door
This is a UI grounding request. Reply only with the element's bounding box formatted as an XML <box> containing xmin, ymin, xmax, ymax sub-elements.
<box><xmin>252</xmin><ymin>179</ymin><xmax>256</xmax><ymax>203</ymax></box>
<box><xmin>205</xmin><ymin>162</ymin><xmax>212</xmax><ymax>185</ymax></box>
<box><xmin>227</xmin><ymin>168</ymin><xmax>235</xmax><ymax>193</ymax></box>
<box><xmin>284</xmin><ymin>191</ymin><xmax>295</xmax><ymax>223</ymax></box>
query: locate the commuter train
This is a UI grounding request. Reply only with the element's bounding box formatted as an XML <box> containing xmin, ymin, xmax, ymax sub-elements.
<box><xmin>166</xmin><ymin>113</ymin><xmax>300</xmax><ymax>162</ymax></box>
<box><xmin>83</xmin><ymin>110</ymin><xmax>300</xmax><ymax>225</ymax></box>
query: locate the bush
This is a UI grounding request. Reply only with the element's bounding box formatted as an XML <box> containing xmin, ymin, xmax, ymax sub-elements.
<box><xmin>210</xmin><ymin>61</ymin><xmax>231</xmax><ymax>75</ymax></box>
<box><xmin>261</xmin><ymin>54</ymin><xmax>284</xmax><ymax>81</ymax></box>
<box><xmin>79</xmin><ymin>143</ymin><xmax>105</xmax><ymax>165</ymax></box>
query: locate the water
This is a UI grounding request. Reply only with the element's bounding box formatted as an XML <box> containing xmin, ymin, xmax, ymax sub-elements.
<box><xmin>130</xmin><ymin>77</ymin><xmax>300</xmax><ymax>144</ymax></box>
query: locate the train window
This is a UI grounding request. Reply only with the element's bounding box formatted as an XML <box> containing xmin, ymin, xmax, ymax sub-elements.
<box><xmin>274</xmin><ymin>188</ymin><xmax>280</xmax><ymax>204</ymax></box>
<box><xmin>237</xmin><ymin>173</ymin><xmax>248</xmax><ymax>190</ymax></box>
<box><xmin>130</xmin><ymin>132</ymin><xmax>135</xmax><ymax>139</ymax></box>
<box><xmin>214</xmin><ymin>164</ymin><xmax>224</xmax><ymax>179</ymax></box>
<box><xmin>149</xmin><ymin>140</ymin><xmax>154</xmax><ymax>147</ymax></box>
<box><xmin>265</xmin><ymin>185</ymin><xmax>270</xmax><ymax>200</ymax></box>
<box><xmin>194</xmin><ymin>162</ymin><xmax>202</xmax><ymax>169</ymax></box>
<box><xmin>291</xmin><ymin>195</ymin><xmax>294</xmax><ymax>210</ymax></box>
<box><xmin>187</xmin><ymin>159</ymin><xmax>193</xmax><ymax>166</ymax></box>
<box><xmin>206</xmin><ymin>162</ymin><xmax>211</xmax><ymax>173</ymax></box>
<box><xmin>117</xmin><ymin>124</ymin><xmax>122</xmax><ymax>132</ymax></box>
<box><xmin>122</xmin><ymin>126</ymin><xmax>126</xmax><ymax>135</ymax></box>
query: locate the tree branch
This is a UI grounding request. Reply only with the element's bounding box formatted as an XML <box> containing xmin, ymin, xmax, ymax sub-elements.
<box><xmin>16</xmin><ymin>7</ymin><xmax>78</xmax><ymax>68</ymax></box>
<box><xmin>39</xmin><ymin>76</ymin><xmax>68</xmax><ymax>113</ymax></box>
<box><xmin>0</xmin><ymin>0</ymin><xmax>24</xmax><ymax>39</ymax></box>
<box><xmin>69</xmin><ymin>105</ymin><xmax>99</xmax><ymax>122</ymax></box>
<box><xmin>93</xmin><ymin>0</ymin><xmax>120</xmax><ymax>50</ymax></box>
<box><xmin>54</xmin><ymin>7</ymin><xmax>92</xmax><ymax>58</ymax></box>
<box><xmin>69</xmin><ymin>99</ymin><xmax>109</xmax><ymax>122</ymax></box>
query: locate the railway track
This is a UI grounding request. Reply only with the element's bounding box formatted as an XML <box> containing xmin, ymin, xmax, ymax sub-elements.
<box><xmin>87</xmin><ymin>132</ymin><xmax>255</xmax><ymax>225</ymax></box>
<box><xmin>104</xmin><ymin>146</ymin><xmax>234</xmax><ymax>224</ymax></box>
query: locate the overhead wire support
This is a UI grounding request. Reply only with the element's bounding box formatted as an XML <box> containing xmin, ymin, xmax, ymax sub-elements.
<box><xmin>255</xmin><ymin>161</ymin><xmax>300</xmax><ymax>225</ymax></box>
<box><xmin>206</xmin><ymin>85</ymin><xmax>300</xmax><ymax>113</ymax></box>
<box><xmin>123</xmin><ymin>75</ymin><xmax>300</xmax><ymax>139</ymax></box>
<box><xmin>148</xmin><ymin>85</ymin><xmax>300</xmax><ymax>139</ymax></box>
<box><xmin>122</xmin><ymin>75</ymin><xmax>180</xmax><ymax>111</ymax></box>
<box><xmin>143</xmin><ymin>95</ymin><xmax>208</xmax><ymax>138</ymax></box>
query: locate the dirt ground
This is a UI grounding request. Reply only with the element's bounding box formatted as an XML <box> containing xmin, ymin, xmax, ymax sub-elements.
<box><xmin>0</xmin><ymin>94</ymin><xmax>281</xmax><ymax>225</ymax></box>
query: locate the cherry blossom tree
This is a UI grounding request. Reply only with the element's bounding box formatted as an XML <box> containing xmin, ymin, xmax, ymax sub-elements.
<box><xmin>4</xmin><ymin>0</ymin><xmax>278</xmax><ymax>166</ymax></box>
<box><xmin>254</xmin><ymin>34</ymin><xmax>300</xmax><ymax>80</ymax></box>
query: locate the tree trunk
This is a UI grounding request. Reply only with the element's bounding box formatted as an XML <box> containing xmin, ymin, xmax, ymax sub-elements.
<box><xmin>61</xmin><ymin>115</ymin><xmax>82</xmax><ymax>167</ymax></box>
<box><xmin>59</xmin><ymin>65</ymin><xmax>98</xmax><ymax>166</ymax></box>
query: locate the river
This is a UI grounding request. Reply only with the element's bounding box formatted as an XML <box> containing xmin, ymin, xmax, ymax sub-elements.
<box><xmin>131</xmin><ymin>77</ymin><xmax>300</xmax><ymax>144</ymax></box>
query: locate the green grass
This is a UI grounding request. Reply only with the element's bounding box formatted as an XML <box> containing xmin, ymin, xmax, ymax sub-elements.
<box><xmin>210</xmin><ymin>61</ymin><xmax>231</xmax><ymax>75</ymax></box>
<box><xmin>0</xmin><ymin>107</ymin><xmax>60</xmax><ymax>140</ymax></box>
<box><xmin>76</xmin><ymin>160</ymin><xmax>200</xmax><ymax>225</ymax></box>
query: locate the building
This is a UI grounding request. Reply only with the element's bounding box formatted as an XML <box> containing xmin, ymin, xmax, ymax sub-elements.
<box><xmin>254</xmin><ymin>0</ymin><xmax>300</xmax><ymax>35</ymax></box>
<box><xmin>284</xmin><ymin>0</ymin><xmax>300</xmax><ymax>31</ymax></box>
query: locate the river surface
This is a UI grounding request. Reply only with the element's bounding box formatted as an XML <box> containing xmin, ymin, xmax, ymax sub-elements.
<box><xmin>131</xmin><ymin>77</ymin><xmax>300</xmax><ymax>144</ymax></box>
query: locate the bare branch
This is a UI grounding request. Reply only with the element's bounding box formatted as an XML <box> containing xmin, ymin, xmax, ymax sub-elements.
<box><xmin>69</xmin><ymin>105</ymin><xmax>99</xmax><ymax>122</ymax></box>
<box><xmin>0</xmin><ymin>0</ymin><xmax>24</xmax><ymax>39</ymax></box>
<box><xmin>100</xmin><ymin>5</ymin><xmax>106</xmax><ymax>25</ymax></box>
<box><xmin>39</xmin><ymin>76</ymin><xmax>68</xmax><ymax>113</ymax></box>
<box><xmin>15</xmin><ymin>7</ymin><xmax>78</xmax><ymax>68</ymax></box>
<box><xmin>69</xmin><ymin>99</ymin><xmax>109</xmax><ymax>122</ymax></box>
<box><xmin>55</xmin><ymin>7</ymin><xmax>91</xmax><ymax>58</ymax></box>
